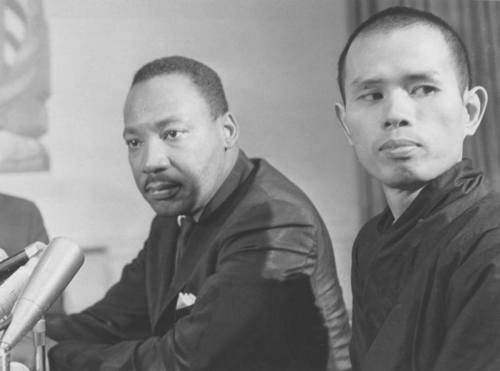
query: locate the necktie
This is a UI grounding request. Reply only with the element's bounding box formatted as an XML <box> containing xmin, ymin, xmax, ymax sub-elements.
<box><xmin>175</xmin><ymin>215</ymin><xmax>194</xmax><ymax>271</ymax></box>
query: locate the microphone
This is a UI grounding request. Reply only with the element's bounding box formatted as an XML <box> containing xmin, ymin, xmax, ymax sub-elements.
<box><xmin>0</xmin><ymin>246</ymin><xmax>46</xmax><ymax>329</ymax></box>
<box><xmin>0</xmin><ymin>243</ymin><xmax>45</xmax><ymax>281</ymax></box>
<box><xmin>0</xmin><ymin>237</ymin><xmax>84</xmax><ymax>351</ymax></box>
<box><xmin>0</xmin><ymin>256</ymin><xmax>42</xmax><ymax>330</ymax></box>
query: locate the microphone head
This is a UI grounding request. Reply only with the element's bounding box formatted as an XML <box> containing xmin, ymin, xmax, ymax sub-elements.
<box><xmin>0</xmin><ymin>256</ymin><xmax>41</xmax><ymax>330</ymax></box>
<box><xmin>0</xmin><ymin>237</ymin><xmax>84</xmax><ymax>350</ymax></box>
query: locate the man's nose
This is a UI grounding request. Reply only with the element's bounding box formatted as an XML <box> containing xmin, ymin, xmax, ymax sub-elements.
<box><xmin>142</xmin><ymin>138</ymin><xmax>171</xmax><ymax>173</ymax></box>
<box><xmin>383</xmin><ymin>90</ymin><xmax>414</xmax><ymax>129</ymax></box>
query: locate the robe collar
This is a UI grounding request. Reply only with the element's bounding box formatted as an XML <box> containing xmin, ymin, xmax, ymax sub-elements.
<box><xmin>378</xmin><ymin>158</ymin><xmax>489</xmax><ymax>233</ymax></box>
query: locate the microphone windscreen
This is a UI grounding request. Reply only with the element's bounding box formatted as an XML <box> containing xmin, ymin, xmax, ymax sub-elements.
<box><xmin>0</xmin><ymin>237</ymin><xmax>84</xmax><ymax>350</ymax></box>
<box><xmin>0</xmin><ymin>257</ymin><xmax>40</xmax><ymax>328</ymax></box>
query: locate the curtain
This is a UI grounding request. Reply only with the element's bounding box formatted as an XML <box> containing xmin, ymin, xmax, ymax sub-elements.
<box><xmin>348</xmin><ymin>0</ymin><xmax>500</xmax><ymax>220</ymax></box>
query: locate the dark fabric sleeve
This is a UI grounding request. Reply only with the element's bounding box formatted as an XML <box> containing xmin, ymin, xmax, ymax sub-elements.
<box><xmin>432</xmin><ymin>230</ymin><xmax>500</xmax><ymax>371</ymax></box>
<box><xmin>349</xmin><ymin>225</ymin><xmax>370</xmax><ymax>371</ymax></box>
<box><xmin>47</xmin><ymin>244</ymin><xmax>152</xmax><ymax>357</ymax></box>
<box><xmin>26</xmin><ymin>202</ymin><xmax>49</xmax><ymax>245</ymax></box>
<box><xmin>48</xmin><ymin>224</ymin><xmax>330</xmax><ymax>371</ymax></box>
<box><xmin>311</xmin><ymin>224</ymin><xmax>351</xmax><ymax>371</ymax></box>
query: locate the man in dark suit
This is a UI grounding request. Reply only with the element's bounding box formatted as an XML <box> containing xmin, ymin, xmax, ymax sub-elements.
<box><xmin>0</xmin><ymin>193</ymin><xmax>64</xmax><ymax>314</ymax></box>
<box><xmin>45</xmin><ymin>56</ymin><xmax>351</xmax><ymax>370</ymax></box>
<box><xmin>0</xmin><ymin>193</ymin><xmax>48</xmax><ymax>257</ymax></box>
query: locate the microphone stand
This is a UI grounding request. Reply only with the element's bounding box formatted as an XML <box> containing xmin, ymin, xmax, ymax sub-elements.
<box><xmin>33</xmin><ymin>318</ymin><xmax>47</xmax><ymax>371</ymax></box>
<box><xmin>0</xmin><ymin>316</ymin><xmax>10</xmax><ymax>371</ymax></box>
<box><xmin>0</xmin><ymin>348</ymin><xmax>9</xmax><ymax>371</ymax></box>
<box><xmin>0</xmin><ymin>318</ymin><xmax>48</xmax><ymax>371</ymax></box>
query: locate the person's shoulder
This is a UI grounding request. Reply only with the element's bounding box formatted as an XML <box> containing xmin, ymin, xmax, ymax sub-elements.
<box><xmin>247</xmin><ymin>157</ymin><xmax>318</xmax><ymax>211</ymax></box>
<box><xmin>242</xmin><ymin>157</ymin><xmax>323</xmax><ymax>226</ymax></box>
<box><xmin>475</xmin><ymin>190</ymin><xmax>500</xmax><ymax>215</ymax></box>
<box><xmin>445</xmin><ymin>190</ymin><xmax>500</xmax><ymax>261</ymax></box>
<box><xmin>0</xmin><ymin>193</ymin><xmax>40</xmax><ymax>215</ymax></box>
<box><xmin>460</xmin><ymin>190</ymin><xmax>500</xmax><ymax>234</ymax></box>
<box><xmin>219</xmin><ymin>158</ymin><xmax>332</xmax><ymax>273</ymax></box>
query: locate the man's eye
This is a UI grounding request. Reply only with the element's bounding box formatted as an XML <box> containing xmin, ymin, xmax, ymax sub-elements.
<box><xmin>125</xmin><ymin>139</ymin><xmax>141</xmax><ymax>149</ymax></box>
<box><xmin>412</xmin><ymin>85</ymin><xmax>438</xmax><ymax>96</ymax></box>
<box><xmin>359</xmin><ymin>92</ymin><xmax>383</xmax><ymax>101</ymax></box>
<box><xmin>162</xmin><ymin>130</ymin><xmax>184</xmax><ymax>140</ymax></box>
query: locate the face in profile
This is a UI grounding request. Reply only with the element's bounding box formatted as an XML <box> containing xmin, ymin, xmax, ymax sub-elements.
<box><xmin>337</xmin><ymin>24</ymin><xmax>485</xmax><ymax>191</ymax></box>
<box><xmin>123</xmin><ymin>73</ymin><xmax>233</xmax><ymax>216</ymax></box>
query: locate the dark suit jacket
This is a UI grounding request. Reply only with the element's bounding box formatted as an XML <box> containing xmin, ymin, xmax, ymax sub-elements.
<box><xmin>0</xmin><ymin>193</ymin><xmax>64</xmax><ymax>313</ymax></box>
<box><xmin>48</xmin><ymin>151</ymin><xmax>351</xmax><ymax>371</ymax></box>
<box><xmin>0</xmin><ymin>193</ymin><xmax>48</xmax><ymax>255</ymax></box>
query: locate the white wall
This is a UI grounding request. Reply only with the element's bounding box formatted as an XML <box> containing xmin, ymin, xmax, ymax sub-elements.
<box><xmin>0</xmin><ymin>0</ymin><xmax>361</xmax><ymax>310</ymax></box>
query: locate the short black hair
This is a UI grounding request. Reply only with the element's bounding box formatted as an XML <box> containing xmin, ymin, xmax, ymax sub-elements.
<box><xmin>131</xmin><ymin>56</ymin><xmax>229</xmax><ymax>119</ymax></box>
<box><xmin>337</xmin><ymin>6</ymin><xmax>472</xmax><ymax>102</ymax></box>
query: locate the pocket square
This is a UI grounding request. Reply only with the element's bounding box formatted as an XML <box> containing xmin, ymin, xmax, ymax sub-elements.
<box><xmin>176</xmin><ymin>292</ymin><xmax>196</xmax><ymax>310</ymax></box>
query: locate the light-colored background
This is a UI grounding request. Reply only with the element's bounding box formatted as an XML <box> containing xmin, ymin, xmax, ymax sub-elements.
<box><xmin>0</xmin><ymin>0</ymin><xmax>361</xmax><ymax>312</ymax></box>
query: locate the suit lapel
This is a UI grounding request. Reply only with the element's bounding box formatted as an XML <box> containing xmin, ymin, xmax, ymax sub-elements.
<box><xmin>153</xmin><ymin>222</ymin><xmax>215</xmax><ymax>332</ymax></box>
<box><xmin>149</xmin><ymin>219</ymin><xmax>178</xmax><ymax>328</ymax></box>
<box><xmin>151</xmin><ymin>151</ymin><xmax>255</xmax><ymax>333</ymax></box>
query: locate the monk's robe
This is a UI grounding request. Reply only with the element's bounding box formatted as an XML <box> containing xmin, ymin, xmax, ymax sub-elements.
<box><xmin>351</xmin><ymin>159</ymin><xmax>500</xmax><ymax>371</ymax></box>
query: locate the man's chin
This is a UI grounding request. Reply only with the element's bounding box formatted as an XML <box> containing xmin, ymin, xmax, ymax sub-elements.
<box><xmin>148</xmin><ymin>199</ymin><xmax>191</xmax><ymax>217</ymax></box>
<box><xmin>378</xmin><ymin>167</ymin><xmax>429</xmax><ymax>191</ymax></box>
<box><xmin>385</xmin><ymin>178</ymin><xmax>427</xmax><ymax>192</ymax></box>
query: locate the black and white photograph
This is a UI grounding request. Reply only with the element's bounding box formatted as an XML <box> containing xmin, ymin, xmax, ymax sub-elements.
<box><xmin>0</xmin><ymin>1</ymin><xmax>498</xmax><ymax>370</ymax></box>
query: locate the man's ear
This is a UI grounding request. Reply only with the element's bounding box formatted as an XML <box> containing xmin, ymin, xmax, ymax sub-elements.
<box><xmin>463</xmin><ymin>86</ymin><xmax>488</xmax><ymax>137</ymax></box>
<box><xmin>335</xmin><ymin>103</ymin><xmax>353</xmax><ymax>145</ymax></box>
<box><xmin>220</xmin><ymin>112</ymin><xmax>239</xmax><ymax>149</ymax></box>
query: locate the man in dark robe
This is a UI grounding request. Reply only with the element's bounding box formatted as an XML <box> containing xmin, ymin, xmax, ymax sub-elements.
<box><xmin>13</xmin><ymin>56</ymin><xmax>351</xmax><ymax>370</ymax></box>
<box><xmin>335</xmin><ymin>6</ymin><xmax>500</xmax><ymax>371</ymax></box>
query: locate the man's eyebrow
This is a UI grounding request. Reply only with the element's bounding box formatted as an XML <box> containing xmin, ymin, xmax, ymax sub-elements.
<box><xmin>123</xmin><ymin>116</ymin><xmax>184</xmax><ymax>137</ymax></box>
<box><xmin>350</xmin><ymin>71</ymin><xmax>440</xmax><ymax>88</ymax></box>
<box><xmin>350</xmin><ymin>77</ymin><xmax>384</xmax><ymax>88</ymax></box>
<box><xmin>153</xmin><ymin>116</ymin><xmax>183</xmax><ymax>129</ymax></box>
<box><xmin>404</xmin><ymin>72</ymin><xmax>440</xmax><ymax>83</ymax></box>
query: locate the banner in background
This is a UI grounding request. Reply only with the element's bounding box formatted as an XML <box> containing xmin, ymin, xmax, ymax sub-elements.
<box><xmin>0</xmin><ymin>0</ymin><xmax>49</xmax><ymax>172</ymax></box>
